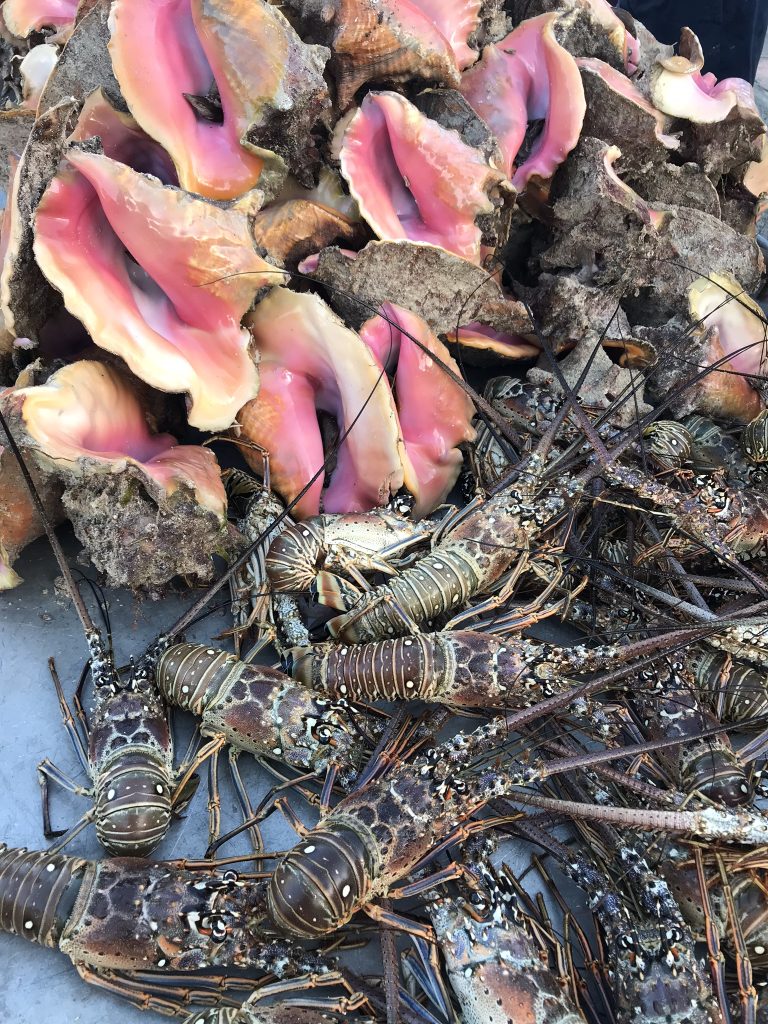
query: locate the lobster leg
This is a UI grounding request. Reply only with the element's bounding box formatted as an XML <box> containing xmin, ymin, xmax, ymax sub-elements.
<box><xmin>48</xmin><ymin>657</ymin><xmax>90</xmax><ymax>773</ymax></box>
<box><xmin>694</xmin><ymin>847</ymin><xmax>732</xmax><ymax>1024</ymax></box>
<box><xmin>207</xmin><ymin>745</ymin><xmax>222</xmax><ymax>849</ymax></box>
<box><xmin>716</xmin><ymin>853</ymin><xmax>759</xmax><ymax>1024</ymax></box>
<box><xmin>46</xmin><ymin>809</ymin><xmax>95</xmax><ymax>853</ymax></box>
<box><xmin>206</xmin><ymin>772</ymin><xmax>318</xmax><ymax>857</ymax></box>
<box><xmin>364</xmin><ymin>903</ymin><xmax>435</xmax><ymax>942</ymax></box>
<box><xmin>74</xmin><ymin>964</ymin><xmax>256</xmax><ymax>1017</ymax></box>
<box><xmin>37</xmin><ymin>758</ymin><xmax>91</xmax><ymax>839</ymax></box>
<box><xmin>227</xmin><ymin>748</ymin><xmax>263</xmax><ymax>853</ymax></box>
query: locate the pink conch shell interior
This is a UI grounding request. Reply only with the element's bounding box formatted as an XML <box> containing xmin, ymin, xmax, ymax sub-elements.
<box><xmin>459</xmin><ymin>13</ymin><xmax>586</xmax><ymax>188</ymax></box>
<box><xmin>297</xmin><ymin>248</ymin><xmax>359</xmax><ymax>275</ymax></box>
<box><xmin>407</xmin><ymin>0</ymin><xmax>482</xmax><ymax>70</ymax></box>
<box><xmin>2</xmin><ymin>0</ymin><xmax>77</xmax><ymax>35</ymax></box>
<box><xmin>651</xmin><ymin>34</ymin><xmax>758</xmax><ymax>123</ymax></box>
<box><xmin>576</xmin><ymin>57</ymin><xmax>679</xmax><ymax>148</ymax></box>
<box><xmin>238</xmin><ymin>288</ymin><xmax>409</xmax><ymax>518</ymax></box>
<box><xmin>339</xmin><ymin>91</ymin><xmax>502</xmax><ymax>263</ymax></box>
<box><xmin>688</xmin><ymin>273</ymin><xmax>768</xmax><ymax>377</ymax></box>
<box><xmin>15</xmin><ymin>361</ymin><xmax>226</xmax><ymax>514</ymax></box>
<box><xmin>109</xmin><ymin>0</ymin><xmax>268</xmax><ymax>199</ymax></box>
<box><xmin>359</xmin><ymin>303</ymin><xmax>476</xmax><ymax>516</ymax></box>
<box><xmin>69</xmin><ymin>89</ymin><xmax>178</xmax><ymax>182</ymax></box>
<box><xmin>33</xmin><ymin>150</ymin><xmax>280</xmax><ymax>430</ymax></box>
<box><xmin>446</xmin><ymin>322</ymin><xmax>540</xmax><ymax>359</ymax></box>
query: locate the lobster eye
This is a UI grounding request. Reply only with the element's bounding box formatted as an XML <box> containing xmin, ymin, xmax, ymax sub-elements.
<box><xmin>618</xmin><ymin>934</ymin><xmax>635</xmax><ymax>950</ymax></box>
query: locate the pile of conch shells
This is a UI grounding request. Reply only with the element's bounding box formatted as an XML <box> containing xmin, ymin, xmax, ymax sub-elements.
<box><xmin>0</xmin><ymin>0</ymin><xmax>766</xmax><ymax>590</ymax></box>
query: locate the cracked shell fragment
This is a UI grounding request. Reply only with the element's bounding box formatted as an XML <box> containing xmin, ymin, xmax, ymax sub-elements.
<box><xmin>12</xmin><ymin>361</ymin><xmax>227</xmax><ymax>516</ymax></box>
<box><xmin>359</xmin><ymin>303</ymin><xmax>476</xmax><ymax>516</ymax></box>
<box><xmin>459</xmin><ymin>13</ymin><xmax>586</xmax><ymax>188</ymax></box>
<box><xmin>283</xmin><ymin>0</ymin><xmax>481</xmax><ymax>111</ymax></box>
<box><xmin>338</xmin><ymin>91</ymin><xmax>505</xmax><ymax>264</ymax></box>
<box><xmin>33</xmin><ymin>149</ymin><xmax>282</xmax><ymax>430</ymax></box>
<box><xmin>108</xmin><ymin>0</ymin><xmax>330</xmax><ymax>198</ymax></box>
<box><xmin>2</xmin><ymin>0</ymin><xmax>77</xmax><ymax>36</ymax></box>
<box><xmin>237</xmin><ymin>288</ymin><xmax>409</xmax><ymax>519</ymax></box>
<box><xmin>688</xmin><ymin>273</ymin><xmax>768</xmax><ymax>378</ymax></box>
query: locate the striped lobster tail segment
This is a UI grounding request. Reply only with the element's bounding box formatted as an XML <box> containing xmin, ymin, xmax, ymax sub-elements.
<box><xmin>94</xmin><ymin>752</ymin><xmax>174</xmax><ymax>856</ymax></box>
<box><xmin>157</xmin><ymin>643</ymin><xmax>242</xmax><ymax>715</ymax></box>
<box><xmin>0</xmin><ymin>844</ymin><xmax>87</xmax><ymax>947</ymax></box>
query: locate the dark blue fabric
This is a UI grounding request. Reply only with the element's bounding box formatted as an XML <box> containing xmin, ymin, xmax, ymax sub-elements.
<box><xmin>618</xmin><ymin>0</ymin><xmax>768</xmax><ymax>82</ymax></box>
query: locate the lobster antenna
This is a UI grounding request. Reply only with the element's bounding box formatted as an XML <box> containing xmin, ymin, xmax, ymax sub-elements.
<box><xmin>0</xmin><ymin>405</ymin><xmax>96</xmax><ymax>637</ymax></box>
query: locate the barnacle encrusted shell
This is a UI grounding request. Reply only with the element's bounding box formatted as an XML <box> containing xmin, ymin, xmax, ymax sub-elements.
<box><xmin>0</xmin><ymin>98</ymin><xmax>79</xmax><ymax>344</ymax></box>
<box><xmin>359</xmin><ymin>303</ymin><xmax>476</xmax><ymax>516</ymax></box>
<box><xmin>37</xmin><ymin>0</ymin><xmax>120</xmax><ymax>114</ymax></box>
<box><xmin>577</xmin><ymin>56</ymin><xmax>678</xmax><ymax>163</ymax></box>
<box><xmin>460</xmin><ymin>13</ymin><xmax>586</xmax><ymax>188</ymax></box>
<box><xmin>541</xmin><ymin>137</ymin><xmax>764</xmax><ymax>321</ymax></box>
<box><xmin>507</xmin><ymin>0</ymin><xmax>635</xmax><ymax>72</ymax></box>
<box><xmin>8</xmin><ymin>360</ymin><xmax>230</xmax><ymax>589</ymax></box>
<box><xmin>646</xmin><ymin>320</ymin><xmax>765</xmax><ymax>424</ymax></box>
<box><xmin>282</xmin><ymin>0</ymin><xmax>482</xmax><ymax>111</ymax></box>
<box><xmin>303</xmin><ymin>241</ymin><xmax>533</xmax><ymax>337</ymax></box>
<box><xmin>33</xmin><ymin>149</ymin><xmax>282</xmax><ymax>430</ymax></box>
<box><xmin>2</xmin><ymin>0</ymin><xmax>77</xmax><ymax>37</ymax></box>
<box><xmin>109</xmin><ymin>0</ymin><xmax>330</xmax><ymax>197</ymax></box>
<box><xmin>338</xmin><ymin>91</ymin><xmax>506</xmax><ymax>263</ymax></box>
<box><xmin>237</xmin><ymin>288</ymin><xmax>410</xmax><ymax>519</ymax></box>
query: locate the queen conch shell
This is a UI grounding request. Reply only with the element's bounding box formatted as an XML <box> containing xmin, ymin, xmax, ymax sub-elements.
<box><xmin>0</xmin><ymin>361</ymin><xmax>229</xmax><ymax>588</ymax></box>
<box><xmin>459</xmin><ymin>12</ymin><xmax>587</xmax><ymax>188</ymax></box>
<box><xmin>651</xmin><ymin>28</ymin><xmax>759</xmax><ymax>124</ymax></box>
<box><xmin>338</xmin><ymin>91</ymin><xmax>507</xmax><ymax>264</ymax></box>
<box><xmin>237</xmin><ymin>288</ymin><xmax>412</xmax><ymax>519</ymax></box>
<box><xmin>33</xmin><ymin>149</ymin><xmax>284</xmax><ymax>430</ymax></box>
<box><xmin>2</xmin><ymin>0</ymin><xmax>77</xmax><ymax>37</ymax></box>
<box><xmin>688</xmin><ymin>273</ymin><xmax>768</xmax><ymax>378</ymax></box>
<box><xmin>108</xmin><ymin>0</ymin><xmax>330</xmax><ymax>198</ymax></box>
<box><xmin>12</xmin><ymin>361</ymin><xmax>227</xmax><ymax>515</ymax></box>
<box><xmin>282</xmin><ymin>0</ymin><xmax>483</xmax><ymax>111</ymax></box>
<box><xmin>359</xmin><ymin>303</ymin><xmax>476</xmax><ymax>516</ymax></box>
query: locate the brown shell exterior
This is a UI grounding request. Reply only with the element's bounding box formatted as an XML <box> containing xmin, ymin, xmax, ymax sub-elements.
<box><xmin>251</xmin><ymin>199</ymin><xmax>359</xmax><ymax>267</ymax></box>
<box><xmin>305</xmin><ymin>0</ymin><xmax>462</xmax><ymax>110</ymax></box>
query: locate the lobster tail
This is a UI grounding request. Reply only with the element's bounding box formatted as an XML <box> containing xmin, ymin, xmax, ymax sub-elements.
<box><xmin>0</xmin><ymin>844</ymin><xmax>87</xmax><ymax>948</ymax></box>
<box><xmin>94</xmin><ymin>753</ymin><xmax>174</xmax><ymax>856</ymax></box>
<box><xmin>157</xmin><ymin>643</ymin><xmax>242</xmax><ymax>715</ymax></box>
<box><xmin>268</xmin><ymin>821</ymin><xmax>374</xmax><ymax>937</ymax></box>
